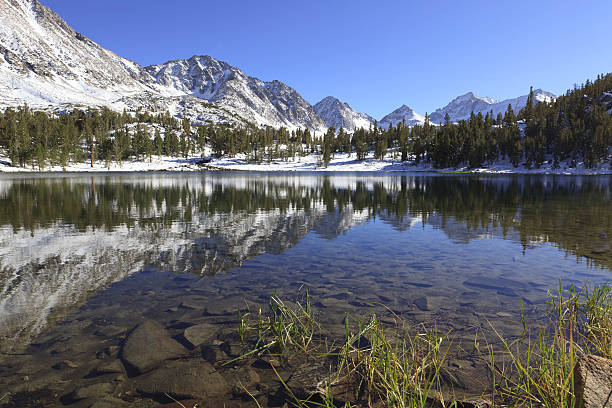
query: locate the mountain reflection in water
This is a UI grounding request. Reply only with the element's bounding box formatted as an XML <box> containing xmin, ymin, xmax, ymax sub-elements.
<box><xmin>0</xmin><ymin>172</ymin><xmax>611</xmax><ymax>352</ymax></box>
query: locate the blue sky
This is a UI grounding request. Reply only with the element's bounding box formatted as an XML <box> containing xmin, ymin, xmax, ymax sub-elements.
<box><xmin>43</xmin><ymin>0</ymin><xmax>612</xmax><ymax>119</ymax></box>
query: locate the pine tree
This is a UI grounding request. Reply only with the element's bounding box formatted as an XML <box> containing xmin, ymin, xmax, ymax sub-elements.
<box><xmin>322</xmin><ymin>127</ymin><xmax>335</xmax><ymax>167</ymax></box>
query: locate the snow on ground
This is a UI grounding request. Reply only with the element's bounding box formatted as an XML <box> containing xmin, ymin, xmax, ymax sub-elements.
<box><xmin>196</xmin><ymin>153</ymin><xmax>612</xmax><ymax>175</ymax></box>
<box><xmin>210</xmin><ymin>152</ymin><xmax>412</xmax><ymax>172</ymax></box>
<box><xmin>0</xmin><ymin>152</ymin><xmax>611</xmax><ymax>174</ymax></box>
<box><xmin>0</xmin><ymin>156</ymin><xmax>207</xmax><ymax>172</ymax></box>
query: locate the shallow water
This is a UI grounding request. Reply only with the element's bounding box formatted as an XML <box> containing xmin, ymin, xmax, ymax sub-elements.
<box><xmin>0</xmin><ymin>172</ymin><xmax>611</xmax><ymax>405</ymax></box>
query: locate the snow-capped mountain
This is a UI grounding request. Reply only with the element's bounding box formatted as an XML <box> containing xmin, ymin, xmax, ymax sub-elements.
<box><xmin>146</xmin><ymin>56</ymin><xmax>327</xmax><ymax>132</ymax></box>
<box><xmin>0</xmin><ymin>0</ymin><xmax>326</xmax><ymax>132</ymax></box>
<box><xmin>429</xmin><ymin>90</ymin><xmax>556</xmax><ymax>124</ymax></box>
<box><xmin>0</xmin><ymin>0</ymin><xmax>160</xmax><ymax>107</ymax></box>
<box><xmin>379</xmin><ymin>105</ymin><xmax>425</xmax><ymax>129</ymax></box>
<box><xmin>313</xmin><ymin>96</ymin><xmax>374</xmax><ymax>132</ymax></box>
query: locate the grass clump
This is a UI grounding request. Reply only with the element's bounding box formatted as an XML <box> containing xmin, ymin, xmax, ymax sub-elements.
<box><xmin>579</xmin><ymin>283</ymin><xmax>612</xmax><ymax>358</ymax></box>
<box><xmin>234</xmin><ymin>289</ymin><xmax>455</xmax><ymax>407</ymax></box>
<box><xmin>485</xmin><ymin>282</ymin><xmax>612</xmax><ymax>407</ymax></box>
<box><xmin>235</xmin><ymin>287</ymin><xmax>318</xmax><ymax>359</ymax></box>
<box><xmin>335</xmin><ymin>313</ymin><xmax>455</xmax><ymax>408</ymax></box>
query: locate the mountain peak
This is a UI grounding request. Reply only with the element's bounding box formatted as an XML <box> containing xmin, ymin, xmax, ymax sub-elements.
<box><xmin>379</xmin><ymin>104</ymin><xmax>425</xmax><ymax>128</ymax></box>
<box><xmin>449</xmin><ymin>92</ymin><xmax>496</xmax><ymax>106</ymax></box>
<box><xmin>319</xmin><ymin>96</ymin><xmax>340</xmax><ymax>103</ymax></box>
<box><xmin>314</xmin><ymin>96</ymin><xmax>373</xmax><ymax>132</ymax></box>
<box><xmin>398</xmin><ymin>104</ymin><xmax>417</xmax><ymax>112</ymax></box>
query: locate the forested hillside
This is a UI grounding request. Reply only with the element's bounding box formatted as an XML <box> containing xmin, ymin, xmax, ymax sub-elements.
<box><xmin>1</xmin><ymin>74</ymin><xmax>611</xmax><ymax>170</ymax></box>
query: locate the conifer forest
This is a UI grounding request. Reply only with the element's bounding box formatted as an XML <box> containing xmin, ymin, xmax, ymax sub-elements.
<box><xmin>1</xmin><ymin>74</ymin><xmax>611</xmax><ymax>170</ymax></box>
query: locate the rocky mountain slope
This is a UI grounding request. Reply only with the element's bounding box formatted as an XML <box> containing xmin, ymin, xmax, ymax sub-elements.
<box><xmin>313</xmin><ymin>96</ymin><xmax>374</xmax><ymax>132</ymax></box>
<box><xmin>0</xmin><ymin>0</ymin><xmax>326</xmax><ymax>131</ymax></box>
<box><xmin>0</xmin><ymin>0</ymin><xmax>159</xmax><ymax>105</ymax></box>
<box><xmin>379</xmin><ymin>105</ymin><xmax>426</xmax><ymax>129</ymax></box>
<box><xmin>145</xmin><ymin>56</ymin><xmax>326</xmax><ymax>131</ymax></box>
<box><xmin>428</xmin><ymin>90</ymin><xmax>556</xmax><ymax>124</ymax></box>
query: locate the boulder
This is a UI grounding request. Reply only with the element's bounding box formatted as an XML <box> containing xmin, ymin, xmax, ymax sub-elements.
<box><xmin>121</xmin><ymin>320</ymin><xmax>187</xmax><ymax>375</ymax></box>
<box><xmin>135</xmin><ymin>359</ymin><xmax>229</xmax><ymax>400</ymax></box>
<box><xmin>574</xmin><ymin>354</ymin><xmax>612</xmax><ymax>408</ymax></box>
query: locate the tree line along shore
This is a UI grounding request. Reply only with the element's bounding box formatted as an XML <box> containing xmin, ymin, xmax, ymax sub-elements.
<box><xmin>1</xmin><ymin>74</ymin><xmax>612</xmax><ymax>171</ymax></box>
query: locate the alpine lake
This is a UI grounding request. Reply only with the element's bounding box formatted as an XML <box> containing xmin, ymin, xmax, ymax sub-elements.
<box><xmin>0</xmin><ymin>172</ymin><xmax>611</xmax><ymax>407</ymax></box>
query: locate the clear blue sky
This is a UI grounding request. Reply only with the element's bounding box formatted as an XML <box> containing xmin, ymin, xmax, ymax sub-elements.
<box><xmin>42</xmin><ymin>0</ymin><xmax>612</xmax><ymax>119</ymax></box>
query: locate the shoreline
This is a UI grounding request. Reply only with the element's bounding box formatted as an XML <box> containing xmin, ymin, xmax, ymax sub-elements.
<box><xmin>1</xmin><ymin>153</ymin><xmax>611</xmax><ymax>175</ymax></box>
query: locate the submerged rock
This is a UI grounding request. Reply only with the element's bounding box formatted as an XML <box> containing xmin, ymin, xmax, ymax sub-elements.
<box><xmin>134</xmin><ymin>359</ymin><xmax>229</xmax><ymax>399</ymax></box>
<box><xmin>220</xmin><ymin>341</ymin><xmax>243</xmax><ymax>357</ymax></box>
<box><xmin>157</xmin><ymin>401</ymin><xmax>200</xmax><ymax>408</ymax></box>
<box><xmin>227</xmin><ymin>366</ymin><xmax>261</xmax><ymax>394</ymax></box>
<box><xmin>179</xmin><ymin>298</ymin><xmax>206</xmax><ymax>310</ymax></box>
<box><xmin>52</xmin><ymin>359</ymin><xmax>78</xmax><ymax>370</ymax></box>
<box><xmin>121</xmin><ymin>320</ymin><xmax>187</xmax><ymax>375</ymax></box>
<box><xmin>200</xmin><ymin>345</ymin><xmax>219</xmax><ymax>363</ymax></box>
<box><xmin>71</xmin><ymin>382</ymin><xmax>115</xmax><ymax>400</ymax></box>
<box><xmin>183</xmin><ymin>322</ymin><xmax>219</xmax><ymax>348</ymax></box>
<box><xmin>88</xmin><ymin>397</ymin><xmax>128</xmax><ymax>408</ymax></box>
<box><xmin>204</xmin><ymin>297</ymin><xmax>245</xmax><ymax>315</ymax></box>
<box><xmin>90</xmin><ymin>359</ymin><xmax>125</xmax><ymax>376</ymax></box>
<box><xmin>574</xmin><ymin>354</ymin><xmax>612</xmax><ymax>408</ymax></box>
<box><xmin>414</xmin><ymin>296</ymin><xmax>430</xmax><ymax>311</ymax></box>
<box><xmin>94</xmin><ymin>325</ymin><xmax>128</xmax><ymax>338</ymax></box>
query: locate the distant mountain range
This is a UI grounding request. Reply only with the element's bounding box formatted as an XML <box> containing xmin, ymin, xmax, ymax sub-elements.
<box><xmin>0</xmin><ymin>0</ymin><xmax>556</xmax><ymax>132</ymax></box>
<box><xmin>428</xmin><ymin>90</ymin><xmax>556</xmax><ymax>124</ymax></box>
